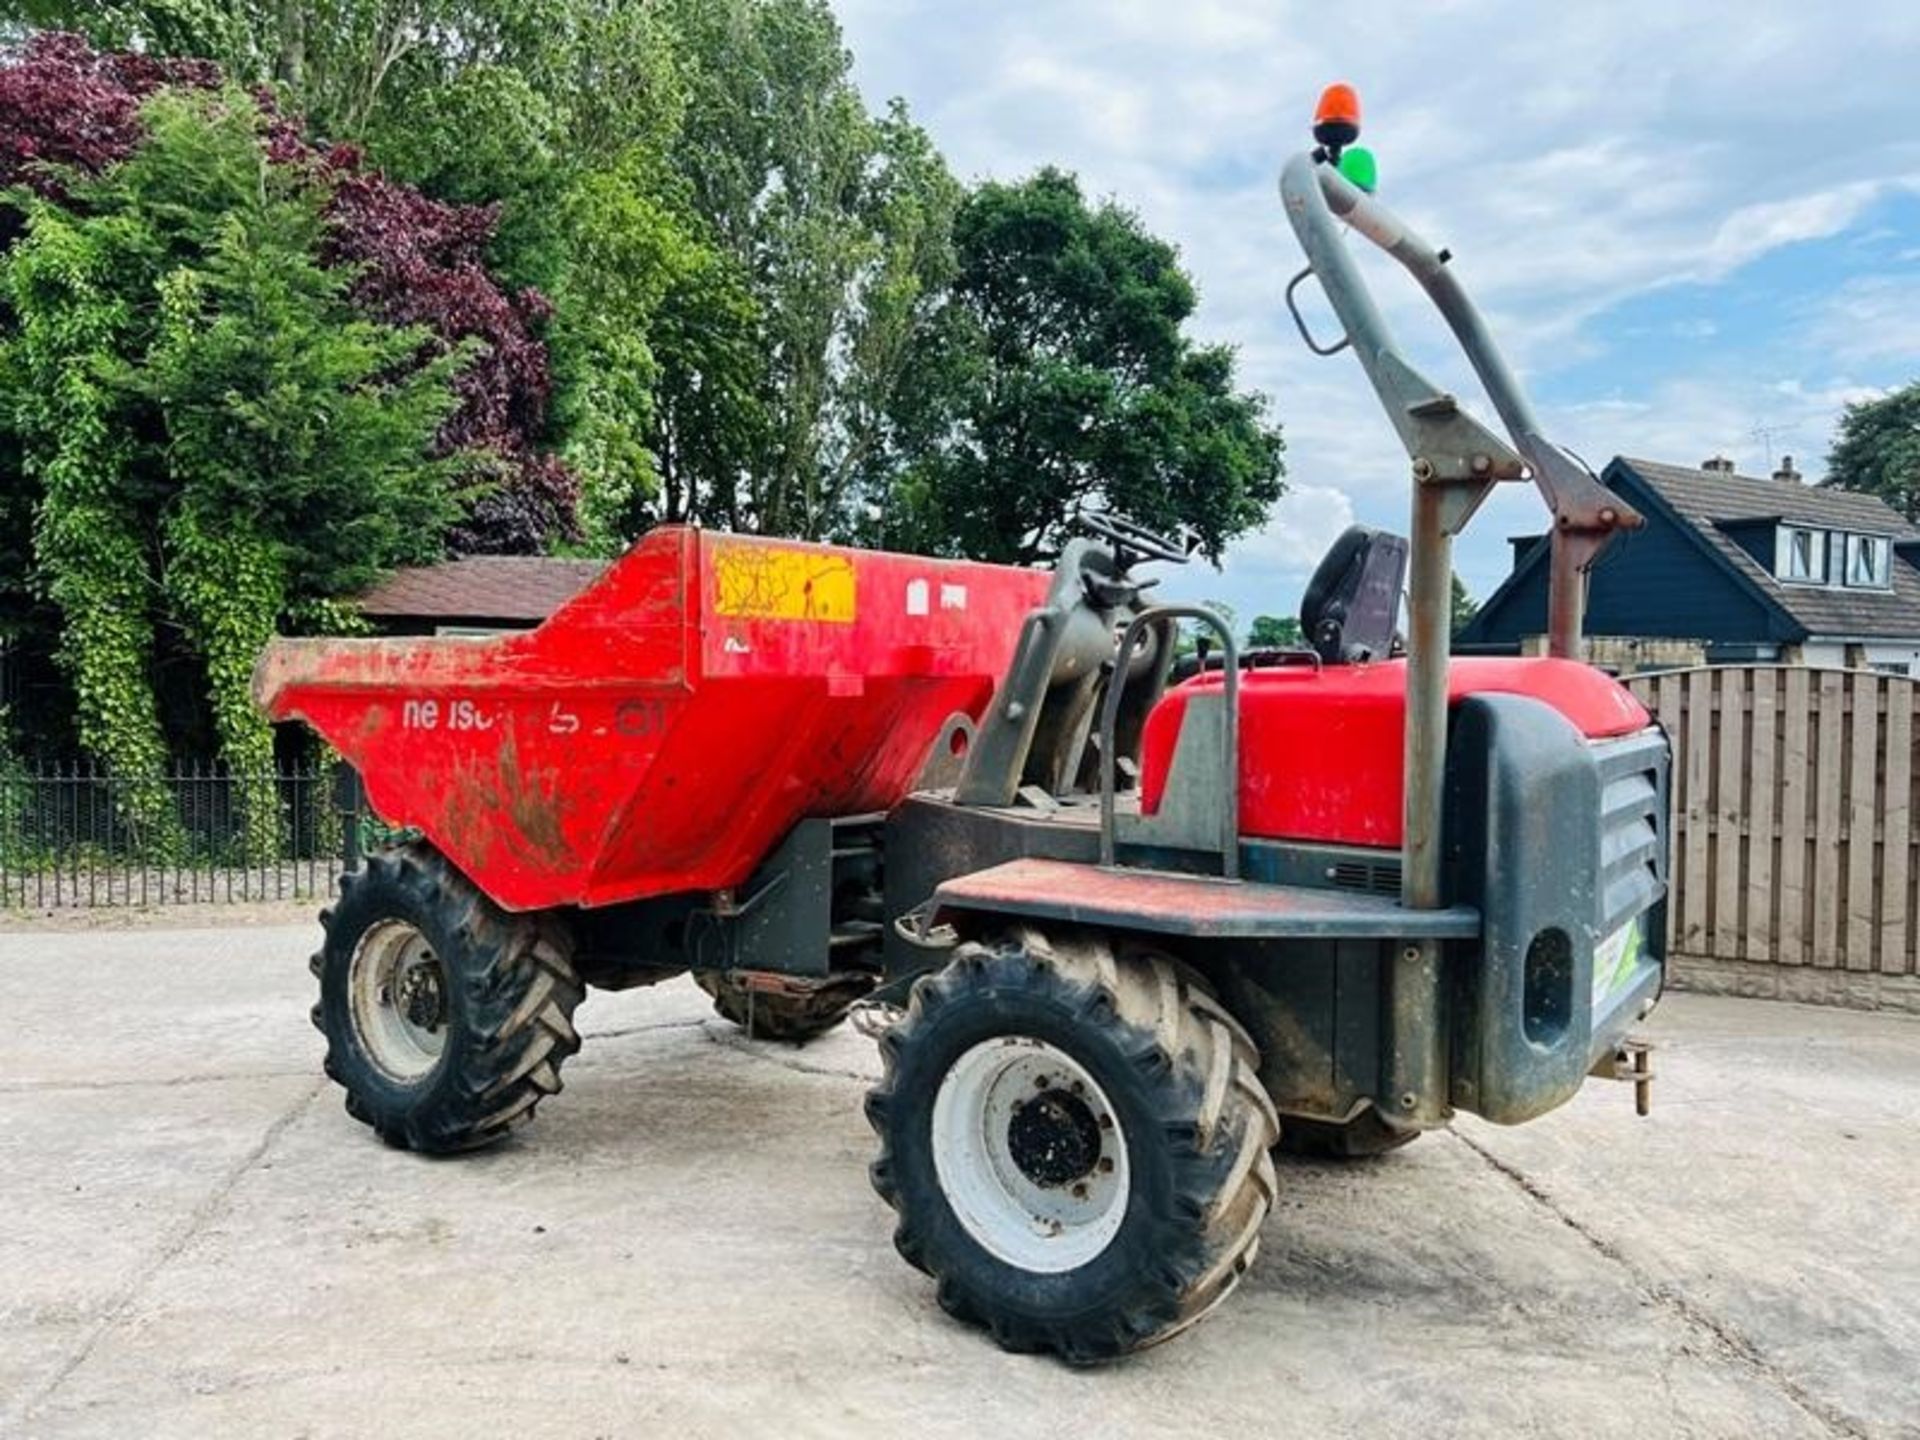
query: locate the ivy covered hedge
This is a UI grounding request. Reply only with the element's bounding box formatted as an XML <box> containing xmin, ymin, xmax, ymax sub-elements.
<box><xmin>0</xmin><ymin>35</ymin><xmax>573</xmax><ymax>815</ymax></box>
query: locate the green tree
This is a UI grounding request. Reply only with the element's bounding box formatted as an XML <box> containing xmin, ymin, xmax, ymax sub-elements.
<box><xmin>0</xmin><ymin>0</ymin><xmax>240</xmax><ymax>57</ymax></box>
<box><xmin>1172</xmin><ymin>601</ymin><xmax>1236</xmax><ymax>661</ymax></box>
<box><xmin>359</xmin><ymin>3</ymin><xmax>689</xmax><ymax>280</ymax></box>
<box><xmin>870</xmin><ymin>169</ymin><xmax>1285</xmax><ymax>564</ymax></box>
<box><xmin>339</xmin><ymin>0</ymin><xmax>953</xmax><ymax>547</ymax></box>
<box><xmin>0</xmin><ymin>90</ymin><xmax>459</xmax><ymax>823</ymax></box>
<box><xmin>643</xmin><ymin>230</ymin><xmax>765</xmax><ymax>532</ymax></box>
<box><xmin>1</xmin><ymin>1</ymin><xmax>623</xmax><ymax>139</ymax></box>
<box><xmin>6</xmin><ymin>2</ymin><xmax>757</xmax><ymax>553</ymax></box>
<box><xmin>1451</xmin><ymin>574</ymin><xmax>1479</xmax><ymax>636</ymax></box>
<box><xmin>1827</xmin><ymin>383</ymin><xmax>1920</xmax><ymax>522</ymax></box>
<box><xmin>660</xmin><ymin>0</ymin><xmax>959</xmax><ymax>538</ymax></box>
<box><xmin>1248</xmin><ymin>615</ymin><xmax>1303</xmax><ymax>648</ymax></box>
<box><xmin>543</xmin><ymin>152</ymin><xmax>728</xmax><ymax>547</ymax></box>
<box><xmin>362</xmin><ymin>64</ymin><xmax>576</xmax><ymax>292</ymax></box>
<box><xmin>352</xmin><ymin>9</ymin><xmax>749</xmax><ymax>550</ymax></box>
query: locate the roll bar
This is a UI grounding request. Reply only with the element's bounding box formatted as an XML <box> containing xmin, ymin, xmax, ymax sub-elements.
<box><xmin>1098</xmin><ymin>606</ymin><xmax>1240</xmax><ymax>878</ymax></box>
<box><xmin>1278</xmin><ymin>152</ymin><xmax>1641</xmax><ymax>660</ymax></box>
<box><xmin>1278</xmin><ymin>148</ymin><xmax>1642</xmax><ymax>947</ymax></box>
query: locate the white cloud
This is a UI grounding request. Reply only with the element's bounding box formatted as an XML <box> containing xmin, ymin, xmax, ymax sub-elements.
<box><xmin>1701</xmin><ymin>184</ymin><xmax>1890</xmax><ymax>278</ymax></box>
<box><xmin>1798</xmin><ymin>274</ymin><xmax>1920</xmax><ymax>370</ymax></box>
<box><xmin>1163</xmin><ymin>483</ymin><xmax>1358</xmax><ymax>623</ymax></box>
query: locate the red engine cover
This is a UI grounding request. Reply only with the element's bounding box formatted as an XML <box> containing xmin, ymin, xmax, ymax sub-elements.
<box><xmin>1139</xmin><ymin>658</ymin><xmax>1652</xmax><ymax>849</ymax></box>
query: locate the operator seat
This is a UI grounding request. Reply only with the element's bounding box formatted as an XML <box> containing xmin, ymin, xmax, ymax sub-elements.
<box><xmin>1300</xmin><ymin>526</ymin><xmax>1408</xmax><ymax>664</ymax></box>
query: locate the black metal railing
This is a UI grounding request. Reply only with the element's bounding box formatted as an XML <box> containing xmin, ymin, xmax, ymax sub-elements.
<box><xmin>0</xmin><ymin>762</ymin><xmax>373</xmax><ymax>909</ymax></box>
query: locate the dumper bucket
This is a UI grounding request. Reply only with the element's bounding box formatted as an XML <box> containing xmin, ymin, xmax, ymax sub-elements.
<box><xmin>255</xmin><ymin>528</ymin><xmax>1052</xmax><ymax>911</ymax></box>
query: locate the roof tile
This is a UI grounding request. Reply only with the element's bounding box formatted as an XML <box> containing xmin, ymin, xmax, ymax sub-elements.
<box><xmin>357</xmin><ymin>557</ymin><xmax>607</xmax><ymax>623</ymax></box>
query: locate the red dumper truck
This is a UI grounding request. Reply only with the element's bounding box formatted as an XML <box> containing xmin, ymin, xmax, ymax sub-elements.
<box><xmin>254</xmin><ymin>92</ymin><xmax>1669</xmax><ymax>1361</ymax></box>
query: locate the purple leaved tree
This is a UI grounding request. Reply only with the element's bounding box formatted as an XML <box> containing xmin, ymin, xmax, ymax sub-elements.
<box><xmin>0</xmin><ymin>31</ymin><xmax>579</xmax><ymax>555</ymax></box>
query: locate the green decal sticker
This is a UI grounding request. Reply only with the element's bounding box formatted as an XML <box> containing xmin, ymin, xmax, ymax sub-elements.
<box><xmin>1592</xmin><ymin>919</ymin><xmax>1644</xmax><ymax>1006</ymax></box>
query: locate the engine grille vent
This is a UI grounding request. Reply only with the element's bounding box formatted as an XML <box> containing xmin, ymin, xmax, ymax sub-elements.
<box><xmin>1331</xmin><ymin>858</ymin><xmax>1402</xmax><ymax>896</ymax></box>
<box><xmin>1594</xmin><ymin>730</ymin><xmax>1669</xmax><ymax>936</ymax></box>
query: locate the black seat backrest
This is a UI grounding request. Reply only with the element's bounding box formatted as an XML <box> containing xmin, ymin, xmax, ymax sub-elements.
<box><xmin>1300</xmin><ymin>526</ymin><xmax>1408</xmax><ymax>664</ymax></box>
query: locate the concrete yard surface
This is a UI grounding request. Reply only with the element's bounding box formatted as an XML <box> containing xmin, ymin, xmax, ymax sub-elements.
<box><xmin>2</xmin><ymin>923</ymin><xmax>1918</xmax><ymax>1439</ymax></box>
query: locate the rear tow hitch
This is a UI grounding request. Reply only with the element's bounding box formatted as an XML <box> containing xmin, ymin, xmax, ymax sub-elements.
<box><xmin>1591</xmin><ymin>1037</ymin><xmax>1655</xmax><ymax>1116</ymax></box>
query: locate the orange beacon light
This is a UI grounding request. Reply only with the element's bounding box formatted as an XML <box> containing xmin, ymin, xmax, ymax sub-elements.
<box><xmin>1312</xmin><ymin>83</ymin><xmax>1361</xmax><ymax>156</ymax></box>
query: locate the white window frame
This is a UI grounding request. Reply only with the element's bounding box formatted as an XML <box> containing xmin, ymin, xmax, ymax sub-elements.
<box><xmin>1843</xmin><ymin>533</ymin><xmax>1892</xmax><ymax>590</ymax></box>
<box><xmin>1778</xmin><ymin>525</ymin><xmax>1827</xmax><ymax>584</ymax></box>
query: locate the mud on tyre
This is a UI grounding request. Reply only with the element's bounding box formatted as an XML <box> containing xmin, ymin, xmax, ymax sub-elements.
<box><xmin>866</xmin><ymin>927</ymin><xmax>1279</xmax><ymax>1362</ymax></box>
<box><xmin>313</xmin><ymin>843</ymin><xmax>583</xmax><ymax>1153</ymax></box>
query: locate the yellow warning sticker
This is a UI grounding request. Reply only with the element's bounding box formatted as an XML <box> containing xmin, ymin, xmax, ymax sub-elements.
<box><xmin>713</xmin><ymin>544</ymin><xmax>858</xmax><ymax>624</ymax></box>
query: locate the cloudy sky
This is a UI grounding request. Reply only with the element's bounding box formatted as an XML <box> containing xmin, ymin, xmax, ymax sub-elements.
<box><xmin>834</xmin><ymin>0</ymin><xmax>1920</xmax><ymax>623</ymax></box>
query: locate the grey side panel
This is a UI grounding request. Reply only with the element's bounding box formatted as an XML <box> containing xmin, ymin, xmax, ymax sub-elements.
<box><xmin>1444</xmin><ymin>697</ymin><xmax>1669</xmax><ymax>1123</ymax></box>
<box><xmin>1209</xmin><ymin>937</ymin><xmax>1389</xmax><ymax>1126</ymax></box>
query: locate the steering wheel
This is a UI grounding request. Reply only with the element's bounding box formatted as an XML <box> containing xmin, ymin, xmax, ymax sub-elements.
<box><xmin>1076</xmin><ymin>510</ymin><xmax>1193</xmax><ymax>565</ymax></box>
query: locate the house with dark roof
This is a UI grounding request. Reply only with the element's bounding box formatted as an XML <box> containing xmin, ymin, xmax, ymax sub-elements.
<box><xmin>1459</xmin><ymin>456</ymin><xmax>1920</xmax><ymax>674</ymax></box>
<box><xmin>357</xmin><ymin>556</ymin><xmax>608</xmax><ymax>636</ymax></box>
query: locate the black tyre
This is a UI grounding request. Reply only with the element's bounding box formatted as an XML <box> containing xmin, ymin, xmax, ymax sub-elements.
<box><xmin>1278</xmin><ymin>1108</ymin><xmax>1421</xmax><ymax>1159</ymax></box>
<box><xmin>695</xmin><ymin>970</ymin><xmax>873</xmax><ymax>1043</ymax></box>
<box><xmin>313</xmin><ymin>843</ymin><xmax>583</xmax><ymax>1154</ymax></box>
<box><xmin>866</xmin><ymin>928</ymin><xmax>1279</xmax><ymax>1362</ymax></box>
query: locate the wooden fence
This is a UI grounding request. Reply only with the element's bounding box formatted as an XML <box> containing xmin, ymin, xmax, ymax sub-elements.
<box><xmin>1624</xmin><ymin>666</ymin><xmax>1920</xmax><ymax>1011</ymax></box>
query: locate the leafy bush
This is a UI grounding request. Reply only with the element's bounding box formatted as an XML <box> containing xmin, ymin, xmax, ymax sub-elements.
<box><xmin>0</xmin><ymin>33</ymin><xmax>587</xmax><ymax>797</ymax></box>
<box><xmin>324</xmin><ymin>165</ymin><xmax>578</xmax><ymax>553</ymax></box>
<box><xmin>0</xmin><ymin>30</ymin><xmax>219</xmax><ymax>203</ymax></box>
<box><xmin>0</xmin><ymin>89</ymin><xmax>462</xmax><ymax>826</ymax></box>
<box><xmin>0</xmin><ymin>31</ymin><xmax>579</xmax><ymax>558</ymax></box>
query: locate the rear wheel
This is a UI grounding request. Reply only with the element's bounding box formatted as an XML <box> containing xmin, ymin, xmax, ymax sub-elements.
<box><xmin>866</xmin><ymin>928</ymin><xmax>1279</xmax><ymax>1362</ymax></box>
<box><xmin>696</xmin><ymin>970</ymin><xmax>873</xmax><ymax>1043</ymax></box>
<box><xmin>314</xmin><ymin>844</ymin><xmax>583</xmax><ymax>1153</ymax></box>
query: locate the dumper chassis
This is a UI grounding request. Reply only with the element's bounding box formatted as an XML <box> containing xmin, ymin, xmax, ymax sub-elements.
<box><xmin>258</xmin><ymin>100</ymin><xmax>1671</xmax><ymax>1360</ymax></box>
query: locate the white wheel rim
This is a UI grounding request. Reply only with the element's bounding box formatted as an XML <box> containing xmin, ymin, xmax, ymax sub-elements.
<box><xmin>931</xmin><ymin>1036</ymin><xmax>1131</xmax><ymax>1274</ymax></box>
<box><xmin>348</xmin><ymin>920</ymin><xmax>448</xmax><ymax>1083</ymax></box>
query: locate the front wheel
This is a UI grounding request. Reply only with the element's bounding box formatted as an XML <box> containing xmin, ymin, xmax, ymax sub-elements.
<box><xmin>866</xmin><ymin>929</ymin><xmax>1279</xmax><ymax>1362</ymax></box>
<box><xmin>313</xmin><ymin>844</ymin><xmax>583</xmax><ymax>1153</ymax></box>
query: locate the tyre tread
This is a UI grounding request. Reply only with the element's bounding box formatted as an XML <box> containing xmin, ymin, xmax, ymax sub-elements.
<box><xmin>696</xmin><ymin>970</ymin><xmax>874</xmax><ymax>1043</ymax></box>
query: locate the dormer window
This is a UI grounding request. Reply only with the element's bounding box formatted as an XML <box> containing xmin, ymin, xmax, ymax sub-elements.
<box><xmin>1847</xmin><ymin>534</ymin><xmax>1892</xmax><ymax>589</ymax></box>
<box><xmin>1781</xmin><ymin>526</ymin><xmax>1826</xmax><ymax>583</ymax></box>
<box><xmin>1774</xmin><ymin>525</ymin><xmax>1894</xmax><ymax>589</ymax></box>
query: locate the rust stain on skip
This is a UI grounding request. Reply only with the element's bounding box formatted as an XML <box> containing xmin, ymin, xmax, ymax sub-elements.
<box><xmin>435</xmin><ymin>734</ymin><xmax>578</xmax><ymax>887</ymax></box>
<box><xmin>483</xmin><ymin>737</ymin><xmax>572</xmax><ymax>875</ymax></box>
<box><xmin>493</xmin><ymin>736</ymin><xmax>576</xmax><ymax>870</ymax></box>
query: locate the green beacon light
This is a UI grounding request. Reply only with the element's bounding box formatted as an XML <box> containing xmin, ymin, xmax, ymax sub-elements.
<box><xmin>1337</xmin><ymin>146</ymin><xmax>1379</xmax><ymax>194</ymax></box>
